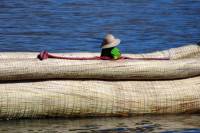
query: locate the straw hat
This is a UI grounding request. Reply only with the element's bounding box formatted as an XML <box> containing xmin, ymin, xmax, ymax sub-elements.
<box><xmin>101</xmin><ymin>34</ymin><xmax>121</xmax><ymax>49</ymax></box>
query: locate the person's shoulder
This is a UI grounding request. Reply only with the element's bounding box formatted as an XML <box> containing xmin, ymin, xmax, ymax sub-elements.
<box><xmin>111</xmin><ymin>47</ymin><xmax>121</xmax><ymax>55</ymax></box>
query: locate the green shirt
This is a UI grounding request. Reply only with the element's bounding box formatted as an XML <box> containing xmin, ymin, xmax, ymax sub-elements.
<box><xmin>101</xmin><ymin>47</ymin><xmax>121</xmax><ymax>59</ymax></box>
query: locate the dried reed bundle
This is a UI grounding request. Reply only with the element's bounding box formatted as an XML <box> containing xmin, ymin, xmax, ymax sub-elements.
<box><xmin>0</xmin><ymin>44</ymin><xmax>199</xmax><ymax>119</ymax></box>
<box><xmin>0</xmin><ymin>77</ymin><xmax>199</xmax><ymax>119</ymax></box>
<box><xmin>0</xmin><ymin>57</ymin><xmax>200</xmax><ymax>81</ymax></box>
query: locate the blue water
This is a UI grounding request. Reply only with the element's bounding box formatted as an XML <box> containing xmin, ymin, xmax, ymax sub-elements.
<box><xmin>0</xmin><ymin>0</ymin><xmax>199</xmax><ymax>53</ymax></box>
<box><xmin>0</xmin><ymin>0</ymin><xmax>200</xmax><ymax>132</ymax></box>
<box><xmin>0</xmin><ymin>115</ymin><xmax>200</xmax><ymax>133</ymax></box>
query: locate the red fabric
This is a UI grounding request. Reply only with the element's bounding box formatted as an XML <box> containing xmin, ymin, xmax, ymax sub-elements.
<box><xmin>37</xmin><ymin>51</ymin><xmax>170</xmax><ymax>61</ymax></box>
<box><xmin>121</xmin><ymin>56</ymin><xmax>169</xmax><ymax>60</ymax></box>
<box><xmin>38</xmin><ymin>51</ymin><xmax>49</xmax><ymax>60</ymax></box>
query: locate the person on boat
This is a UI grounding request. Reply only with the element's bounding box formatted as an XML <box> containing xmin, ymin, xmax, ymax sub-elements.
<box><xmin>100</xmin><ymin>34</ymin><xmax>122</xmax><ymax>60</ymax></box>
<box><xmin>39</xmin><ymin>34</ymin><xmax>122</xmax><ymax>60</ymax></box>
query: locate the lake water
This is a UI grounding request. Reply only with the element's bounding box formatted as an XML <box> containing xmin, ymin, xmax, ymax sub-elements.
<box><xmin>0</xmin><ymin>115</ymin><xmax>200</xmax><ymax>133</ymax></box>
<box><xmin>0</xmin><ymin>0</ymin><xmax>200</xmax><ymax>132</ymax></box>
<box><xmin>0</xmin><ymin>0</ymin><xmax>200</xmax><ymax>53</ymax></box>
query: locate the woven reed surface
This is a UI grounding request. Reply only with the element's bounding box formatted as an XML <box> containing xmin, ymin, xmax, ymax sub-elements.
<box><xmin>0</xmin><ymin>44</ymin><xmax>199</xmax><ymax>119</ymax></box>
<box><xmin>0</xmin><ymin>44</ymin><xmax>200</xmax><ymax>59</ymax></box>
<box><xmin>0</xmin><ymin>57</ymin><xmax>200</xmax><ymax>81</ymax></box>
<box><xmin>0</xmin><ymin>44</ymin><xmax>200</xmax><ymax>81</ymax></box>
<box><xmin>0</xmin><ymin>76</ymin><xmax>199</xmax><ymax>119</ymax></box>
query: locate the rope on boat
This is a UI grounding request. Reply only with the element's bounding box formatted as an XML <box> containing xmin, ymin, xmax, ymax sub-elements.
<box><xmin>37</xmin><ymin>51</ymin><xmax>170</xmax><ymax>61</ymax></box>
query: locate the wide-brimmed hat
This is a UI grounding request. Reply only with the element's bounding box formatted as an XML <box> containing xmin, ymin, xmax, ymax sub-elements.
<box><xmin>101</xmin><ymin>34</ymin><xmax>121</xmax><ymax>49</ymax></box>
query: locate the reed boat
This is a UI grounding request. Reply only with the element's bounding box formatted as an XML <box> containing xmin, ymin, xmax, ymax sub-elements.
<box><xmin>0</xmin><ymin>44</ymin><xmax>200</xmax><ymax>119</ymax></box>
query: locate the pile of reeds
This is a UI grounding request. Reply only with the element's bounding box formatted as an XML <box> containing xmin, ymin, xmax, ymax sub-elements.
<box><xmin>0</xmin><ymin>44</ymin><xmax>199</xmax><ymax>119</ymax></box>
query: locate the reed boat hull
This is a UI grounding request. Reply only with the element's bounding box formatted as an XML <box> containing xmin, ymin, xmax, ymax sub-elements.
<box><xmin>0</xmin><ymin>77</ymin><xmax>199</xmax><ymax>119</ymax></box>
<box><xmin>0</xmin><ymin>44</ymin><xmax>200</xmax><ymax>119</ymax></box>
<box><xmin>0</xmin><ymin>44</ymin><xmax>200</xmax><ymax>81</ymax></box>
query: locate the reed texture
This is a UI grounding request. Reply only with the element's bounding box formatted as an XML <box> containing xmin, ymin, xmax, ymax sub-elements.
<box><xmin>0</xmin><ymin>57</ymin><xmax>200</xmax><ymax>81</ymax></box>
<box><xmin>0</xmin><ymin>76</ymin><xmax>199</xmax><ymax>119</ymax></box>
<box><xmin>0</xmin><ymin>44</ymin><xmax>200</xmax><ymax>81</ymax></box>
<box><xmin>0</xmin><ymin>44</ymin><xmax>199</xmax><ymax>119</ymax></box>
